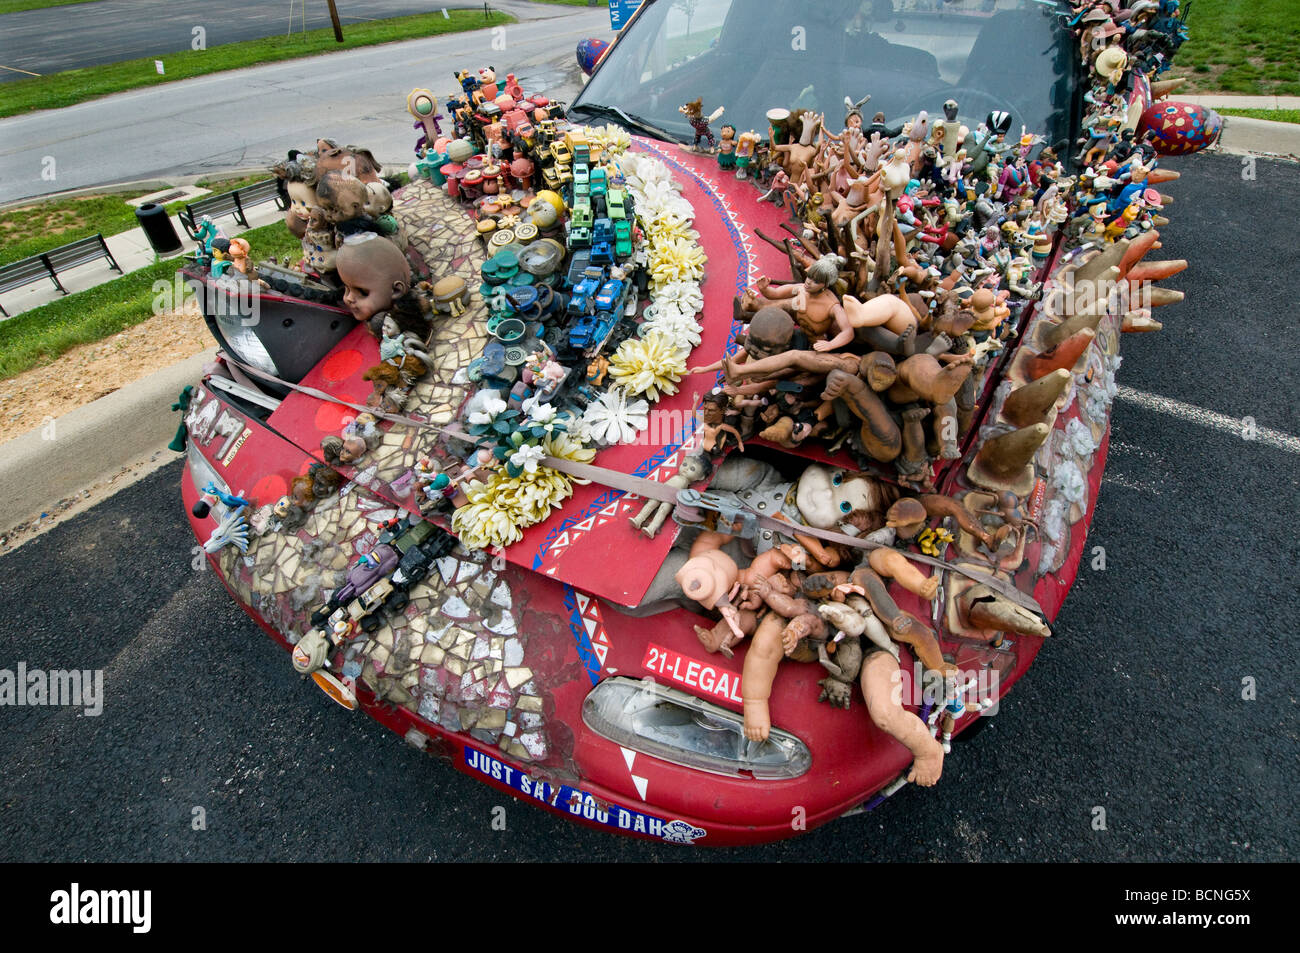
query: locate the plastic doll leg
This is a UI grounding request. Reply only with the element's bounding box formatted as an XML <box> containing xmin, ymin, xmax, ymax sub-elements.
<box><xmin>860</xmin><ymin>651</ymin><xmax>944</xmax><ymax>786</ymax></box>
<box><xmin>741</xmin><ymin>613</ymin><xmax>787</xmax><ymax>742</ymax></box>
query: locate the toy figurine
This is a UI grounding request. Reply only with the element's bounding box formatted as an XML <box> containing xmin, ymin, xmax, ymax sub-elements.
<box><xmin>815</xmin><ymin>594</ymin><xmax>945</xmax><ymax>785</ymax></box>
<box><xmin>696</xmin><ymin>391</ymin><xmax>744</xmax><ymax>456</ymax></box>
<box><xmin>406</xmin><ymin>88</ymin><xmax>443</xmax><ymax>155</ymax></box>
<box><xmin>679</xmin><ymin>98</ymin><xmax>725</xmax><ymax>151</ymax></box>
<box><xmin>716</xmin><ymin>125</ymin><xmax>737</xmax><ymax>171</ymax></box>
<box><xmin>629</xmin><ymin>453</ymin><xmax>710</xmax><ymax>539</ymax></box>
<box><xmin>734</xmin><ymin>130</ymin><xmax>760</xmax><ymax>178</ymax></box>
<box><xmin>737</xmin><ymin>255</ymin><xmax>851</xmax><ymax>347</ymax></box>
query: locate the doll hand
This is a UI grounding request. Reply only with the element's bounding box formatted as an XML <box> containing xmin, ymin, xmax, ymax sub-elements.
<box><xmin>831</xmin><ymin>583</ymin><xmax>865</xmax><ymax>602</ymax></box>
<box><xmin>812</xmin><ymin>339</ymin><xmax>834</xmax><ymax>352</ymax></box>
<box><xmin>817</xmin><ymin>676</ymin><xmax>852</xmax><ymax>709</ymax></box>
<box><xmin>748</xmin><ymin>574</ymin><xmax>772</xmax><ymax>600</ymax></box>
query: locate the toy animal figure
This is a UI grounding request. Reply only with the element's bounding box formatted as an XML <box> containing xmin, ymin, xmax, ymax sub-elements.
<box><xmin>193</xmin><ymin>216</ymin><xmax>221</xmax><ymax>267</ymax></box>
<box><xmin>679</xmin><ymin>98</ymin><xmax>725</xmax><ymax>151</ymax></box>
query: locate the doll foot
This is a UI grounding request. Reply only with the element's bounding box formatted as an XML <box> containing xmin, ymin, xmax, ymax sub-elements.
<box><xmin>743</xmin><ymin>700</ymin><xmax>771</xmax><ymax>743</ymax></box>
<box><xmin>695</xmin><ymin>624</ymin><xmax>735</xmax><ymax>658</ymax></box>
<box><xmin>907</xmin><ymin>739</ymin><xmax>945</xmax><ymax>786</ymax></box>
<box><xmin>925</xmin><ymin>333</ymin><xmax>953</xmax><ymax>356</ymax></box>
<box><xmin>898</xmin><ymin>323</ymin><xmax>917</xmax><ymax>357</ymax></box>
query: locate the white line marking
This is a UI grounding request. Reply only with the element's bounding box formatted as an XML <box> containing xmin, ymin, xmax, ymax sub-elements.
<box><xmin>1115</xmin><ymin>385</ymin><xmax>1300</xmax><ymax>454</ymax></box>
<box><xmin>1102</xmin><ymin>471</ymin><xmax>1163</xmax><ymax>496</ymax></box>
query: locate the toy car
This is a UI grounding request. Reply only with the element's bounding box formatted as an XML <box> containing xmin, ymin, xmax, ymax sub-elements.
<box><xmin>613</xmin><ymin>219</ymin><xmax>634</xmax><ymax>260</ymax></box>
<box><xmin>181</xmin><ymin>0</ymin><xmax>1217</xmax><ymax>845</ymax></box>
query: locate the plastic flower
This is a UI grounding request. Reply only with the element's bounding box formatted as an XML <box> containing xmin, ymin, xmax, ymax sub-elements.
<box><xmin>509</xmin><ymin>443</ymin><xmax>546</xmax><ymax>474</ymax></box>
<box><xmin>580</xmin><ymin>387</ymin><xmax>650</xmax><ymax>446</ymax></box>
<box><xmin>543</xmin><ymin>429</ymin><xmax>596</xmax><ymax>468</ymax></box>
<box><xmin>609</xmin><ymin>330</ymin><xmax>687</xmax><ymax>402</ymax></box>
<box><xmin>641</xmin><ymin>310</ymin><xmax>702</xmax><ymax>354</ymax></box>
<box><xmin>652</xmin><ymin>281</ymin><xmax>704</xmax><ymax>316</ymax></box>
<box><xmin>467</xmin><ymin>393</ymin><xmax>507</xmax><ymax>426</ymax></box>
<box><xmin>648</xmin><ymin>236</ymin><xmax>707</xmax><ymax>288</ymax></box>
<box><xmin>522</xmin><ymin>395</ymin><xmax>558</xmax><ymax>424</ymax></box>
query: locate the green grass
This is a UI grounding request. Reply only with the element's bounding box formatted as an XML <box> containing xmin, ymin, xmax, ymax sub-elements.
<box><xmin>0</xmin><ymin>9</ymin><xmax>513</xmax><ymax>119</ymax></box>
<box><xmin>1171</xmin><ymin>0</ymin><xmax>1300</xmax><ymax>96</ymax></box>
<box><xmin>0</xmin><ymin>174</ymin><xmax>267</xmax><ymax>268</ymax></box>
<box><xmin>0</xmin><ymin>0</ymin><xmax>93</xmax><ymax>14</ymax></box>
<box><xmin>0</xmin><ymin>220</ymin><xmax>303</xmax><ymax>380</ymax></box>
<box><xmin>1218</xmin><ymin>107</ymin><xmax>1300</xmax><ymax>125</ymax></box>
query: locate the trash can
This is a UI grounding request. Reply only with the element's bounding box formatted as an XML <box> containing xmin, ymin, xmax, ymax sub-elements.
<box><xmin>135</xmin><ymin>202</ymin><xmax>183</xmax><ymax>257</ymax></box>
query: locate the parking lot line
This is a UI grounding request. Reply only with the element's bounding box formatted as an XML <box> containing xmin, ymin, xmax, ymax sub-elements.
<box><xmin>1115</xmin><ymin>385</ymin><xmax>1300</xmax><ymax>455</ymax></box>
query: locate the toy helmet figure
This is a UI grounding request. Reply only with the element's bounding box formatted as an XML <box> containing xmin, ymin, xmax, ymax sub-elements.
<box><xmin>407</xmin><ymin>88</ymin><xmax>438</xmax><ymax>122</ymax></box>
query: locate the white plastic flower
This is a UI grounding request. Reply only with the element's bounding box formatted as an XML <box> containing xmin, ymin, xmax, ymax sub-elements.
<box><xmin>467</xmin><ymin>392</ymin><xmax>508</xmax><ymax>426</ymax></box>
<box><xmin>580</xmin><ymin>388</ymin><xmax>649</xmax><ymax>446</ymax></box>
<box><xmin>509</xmin><ymin>443</ymin><xmax>546</xmax><ymax>474</ymax></box>
<box><xmin>652</xmin><ymin>281</ymin><xmax>704</xmax><ymax>316</ymax></box>
<box><xmin>521</xmin><ymin>395</ymin><xmax>557</xmax><ymax>425</ymax></box>
<box><xmin>1064</xmin><ymin>417</ymin><xmax>1096</xmax><ymax>458</ymax></box>
<box><xmin>641</xmin><ymin>310</ymin><xmax>702</xmax><ymax>353</ymax></box>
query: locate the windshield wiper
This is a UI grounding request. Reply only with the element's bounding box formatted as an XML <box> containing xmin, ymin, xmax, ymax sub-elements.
<box><xmin>567</xmin><ymin>102</ymin><xmax>683</xmax><ymax>144</ymax></box>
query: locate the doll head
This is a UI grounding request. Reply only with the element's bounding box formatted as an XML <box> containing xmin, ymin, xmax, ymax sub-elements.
<box><xmin>743</xmin><ymin>307</ymin><xmax>796</xmax><ymax>361</ymax></box>
<box><xmin>316</xmin><ymin>171</ymin><xmax>369</xmax><ymax>223</ymax></box>
<box><xmin>335</xmin><ymin>234</ymin><xmax>411</xmax><ymax>323</ymax></box>
<box><xmin>794</xmin><ymin>464</ymin><xmax>890</xmax><ymax>532</ymax></box>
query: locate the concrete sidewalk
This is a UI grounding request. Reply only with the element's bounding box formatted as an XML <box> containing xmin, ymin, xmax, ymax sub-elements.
<box><xmin>0</xmin><ymin>176</ymin><xmax>290</xmax><ymax>318</ymax></box>
<box><xmin>1181</xmin><ymin>94</ymin><xmax>1300</xmax><ymax>110</ymax></box>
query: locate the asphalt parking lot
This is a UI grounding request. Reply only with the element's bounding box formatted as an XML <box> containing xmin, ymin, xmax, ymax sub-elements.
<box><xmin>0</xmin><ymin>150</ymin><xmax>1295</xmax><ymax>861</ymax></box>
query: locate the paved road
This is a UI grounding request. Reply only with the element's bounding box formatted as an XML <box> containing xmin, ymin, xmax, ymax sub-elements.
<box><xmin>0</xmin><ymin>3</ymin><xmax>612</xmax><ymax>204</ymax></box>
<box><xmin>0</xmin><ymin>151</ymin><xmax>1296</xmax><ymax>861</ymax></box>
<box><xmin>0</xmin><ymin>0</ymin><xmax>591</xmax><ymax>82</ymax></box>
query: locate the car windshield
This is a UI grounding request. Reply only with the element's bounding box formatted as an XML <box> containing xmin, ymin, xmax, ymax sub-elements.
<box><xmin>572</xmin><ymin>0</ymin><xmax>1077</xmax><ymax>151</ymax></box>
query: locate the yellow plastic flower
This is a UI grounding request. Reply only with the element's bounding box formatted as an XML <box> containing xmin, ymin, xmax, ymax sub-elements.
<box><xmin>450</xmin><ymin>432</ymin><xmax>597</xmax><ymax>551</ymax></box>
<box><xmin>609</xmin><ymin>330</ymin><xmax>687</xmax><ymax>402</ymax></box>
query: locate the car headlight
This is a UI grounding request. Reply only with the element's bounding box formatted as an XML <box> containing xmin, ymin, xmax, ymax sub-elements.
<box><xmin>186</xmin><ymin>439</ymin><xmax>226</xmax><ymax>498</ymax></box>
<box><xmin>582</xmin><ymin>677</ymin><xmax>811</xmax><ymax>780</ymax></box>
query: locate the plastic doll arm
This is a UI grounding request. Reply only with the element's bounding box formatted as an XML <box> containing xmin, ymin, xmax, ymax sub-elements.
<box><xmin>813</xmin><ymin>304</ymin><xmax>855</xmax><ymax>352</ymax></box>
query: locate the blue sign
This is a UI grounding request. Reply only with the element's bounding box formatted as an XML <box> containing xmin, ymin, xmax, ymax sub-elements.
<box><xmin>609</xmin><ymin>0</ymin><xmax>644</xmax><ymax>31</ymax></box>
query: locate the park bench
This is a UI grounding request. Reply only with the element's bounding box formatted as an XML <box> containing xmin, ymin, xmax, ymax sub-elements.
<box><xmin>177</xmin><ymin>179</ymin><xmax>288</xmax><ymax>239</ymax></box>
<box><xmin>0</xmin><ymin>233</ymin><xmax>122</xmax><ymax>317</ymax></box>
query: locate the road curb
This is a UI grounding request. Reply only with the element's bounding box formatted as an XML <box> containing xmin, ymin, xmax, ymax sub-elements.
<box><xmin>1216</xmin><ymin>115</ymin><xmax>1300</xmax><ymax>160</ymax></box>
<box><xmin>0</xmin><ymin>347</ymin><xmax>214</xmax><ymax>542</ymax></box>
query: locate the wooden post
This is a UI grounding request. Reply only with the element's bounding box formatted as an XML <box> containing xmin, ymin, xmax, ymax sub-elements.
<box><xmin>326</xmin><ymin>0</ymin><xmax>344</xmax><ymax>42</ymax></box>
